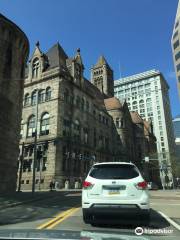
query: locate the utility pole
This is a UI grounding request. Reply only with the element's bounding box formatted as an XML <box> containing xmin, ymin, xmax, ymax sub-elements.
<box><xmin>38</xmin><ymin>148</ymin><xmax>43</xmax><ymax>191</ymax></box>
<box><xmin>18</xmin><ymin>142</ymin><xmax>24</xmax><ymax>192</ymax></box>
<box><xmin>144</xmin><ymin>156</ymin><xmax>150</xmax><ymax>182</ymax></box>
<box><xmin>32</xmin><ymin>90</ymin><xmax>39</xmax><ymax>195</ymax></box>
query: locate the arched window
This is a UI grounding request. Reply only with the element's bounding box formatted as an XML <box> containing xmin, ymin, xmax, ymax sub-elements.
<box><xmin>27</xmin><ymin>115</ymin><xmax>35</xmax><ymax>137</ymax></box>
<box><xmin>38</xmin><ymin>89</ymin><xmax>45</xmax><ymax>103</ymax></box>
<box><xmin>41</xmin><ymin>115</ymin><xmax>49</xmax><ymax>134</ymax></box>
<box><xmin>116</xmin><ymin>118</ymin><xmax>124</xmax><ymax>128</ymax></box>
<box><xmin>40</xmin><ymin>113</ymin><xmax>50</xmax><ymax>135</ymax></box>
<box><xmin>76</xmin><ymin>96</ymin><xmax>80</xmax><ymax>108</ymax></box>
<box><xmin>31</xmin><ymin>91</ymin><xmax>37</xmax><ymax>106</ymax></box>
<box><xmin>86</xmin><ymin>101</ymin><xmax>89</xmax><ymax>112</ymax></box>
<box><xmin>32</xmin><ymin>58</ymin><xmax>40</xmax><ymax>78</ymax></box>
<box><xmin>46</xmin><ymin>87</ymin><xmax>51</xmax><ymax>101</ymax></box>
<box><xmin>116</xmin><ymin>118</ymin><xmax>120</xmax><ymax>128</ymax></box>
<box><xmin>24</xmin><ymin>93</ymin><xmax>30</xmax><ymax>106</ymax></box>
<box><xmin>146</xmin><ymin>98</ymin><xmax>151</xmax><ymax>103</ymax></box>
<box><xmin>139</xmin><ymin>99</ymin><xmax>144</xmax><ymax>108</ymax></box>
<box><xmin>64</xmin><ymin>89</ymin><xmax>69</xmax><ymax>103</ymax></box>
<box><xmin>81</xmin><ymin>98</ymin><xmax>84</xmax><ymax>111</ymax></box>
<box><xmin>121</xmin><ymin>118</ymin><xmax>124</xmax><ymax>128</ymax></box>
<box><xmin>83</xmin><ymin>127</ymin><xmax>89</xmax><ymax>144</ymax></box>
<box><xmin>73</xmin><ymin>120</ymin><xmax>80</xmax><ymax>141</ymax></box>
<box><xmin>132</xmin><ymin>101</ymin><xmax>137</xmax><ymax>105</ymax></box>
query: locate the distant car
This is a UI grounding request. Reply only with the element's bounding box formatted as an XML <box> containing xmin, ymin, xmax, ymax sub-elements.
<box><xmin>147</xmin><ymin>182</ymin><xmax>158</xmax><ymax>190</ymax></box>
<box><xmin>82</xmin><ymin>162</ymin><xmax>150</xmax><ymax>225</ymax></box>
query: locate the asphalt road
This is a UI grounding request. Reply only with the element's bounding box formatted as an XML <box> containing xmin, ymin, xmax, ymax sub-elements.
<box><xmin>0</xmin><ymin>191</ymin><xmax>179</xmax><ymax>239</ymax></box>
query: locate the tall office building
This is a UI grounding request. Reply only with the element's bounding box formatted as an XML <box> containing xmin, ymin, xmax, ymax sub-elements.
<box><xmin>114</xmin><ymin>70</ymin><xmax>176</xmax><ymax>182</ymax></box>
<box><xmin>171</xmin><ymin>0</ymin><xmax>180</xmax><ymax>98</ymax></box>
<box><xmin>173</xmin><ymin>115</ymin><xmax>180</xmax><ymax>157</ymax></box>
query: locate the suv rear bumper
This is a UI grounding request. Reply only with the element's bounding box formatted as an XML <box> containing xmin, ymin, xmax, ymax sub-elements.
<box><xmin>83</xmin><ymin>204</ymin><xmax>150</xmax><ymax>216</ymax></box>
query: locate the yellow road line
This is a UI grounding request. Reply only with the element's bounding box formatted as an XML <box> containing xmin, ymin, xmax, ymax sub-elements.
<box><xmin>37</xmin><ymin>207</ymin><xmax>79</xmax><ymax>230</ymax></box>
<box><xmin>46</xmin><ymin>207</ymin><xmax>79</xmax><ymax>229</ymax></box>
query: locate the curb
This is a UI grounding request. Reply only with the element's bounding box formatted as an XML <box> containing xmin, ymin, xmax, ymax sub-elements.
<box><xmin>0</xmin><ymin>197</ymin><xmax>45</xmax><ymax>210</ymax></box>
<box><xmin>150</xmin><ymin>196</ymin><xmax>180</xmax><ymax>200</ymax></box>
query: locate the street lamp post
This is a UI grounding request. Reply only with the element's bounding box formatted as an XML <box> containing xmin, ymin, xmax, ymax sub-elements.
<box><xmin>17</xmin><ymin>142</ymin><xmax>25</xmax><ymax>192</ymax></box>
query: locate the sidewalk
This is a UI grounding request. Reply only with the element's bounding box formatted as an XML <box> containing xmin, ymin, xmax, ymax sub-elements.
<box><xmin>150</xmin><ymin>190</ymin><xmax>180</xmax><ymax>200</ymax></box>
<box><xmin>0</xmin><ymin>189</ymin><xmax>81</xmax><ymax>210</ymax></box>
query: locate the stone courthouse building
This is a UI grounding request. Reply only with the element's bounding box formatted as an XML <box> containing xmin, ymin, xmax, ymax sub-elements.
<box><xmin>0</xmin><ymin>14</ymin><xmax>29</xmax><ymax>193</ymax></box>
<box><xmin>17</xmin><ymin>42</ymin><xmax>157</xmax><ymax>190</ymax></box>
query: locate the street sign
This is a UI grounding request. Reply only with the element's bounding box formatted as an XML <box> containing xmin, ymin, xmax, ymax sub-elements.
<box><xmin>145</xmin><ymin>156</ymin><xmax>149</xmax><ymax>162</ymax></box>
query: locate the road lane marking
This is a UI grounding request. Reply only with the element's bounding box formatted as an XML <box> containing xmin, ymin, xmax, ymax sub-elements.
<box><xmin>46</xmin><ymin>207</ymin><xmax>79</xmax><ymax>229</ymax></box>
<box><xmin>36</xmin><ymin>207</ymin><xmax>79</xmax><ymax>229</ymax></box>
<box><xmin>151</xmin><ymin>203</ymin><xmax>180</xmax><ymax>206</ymax></box>
<box><xmin>158</xmin><ymin>211</ymin><xmax>180</xmax><ymax>231</ymax></box>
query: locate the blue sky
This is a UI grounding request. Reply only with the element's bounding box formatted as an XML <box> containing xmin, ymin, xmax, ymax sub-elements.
<box><xmin>0</xmin><ymin>0</ymin><xmax>179</xmax><ymax>117</ymax></box>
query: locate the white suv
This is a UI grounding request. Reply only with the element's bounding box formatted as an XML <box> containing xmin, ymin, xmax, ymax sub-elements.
<box><xmin>82</xmin><ymin>162</ymin><xmax>150</xmax><ymax>225</ymax></box>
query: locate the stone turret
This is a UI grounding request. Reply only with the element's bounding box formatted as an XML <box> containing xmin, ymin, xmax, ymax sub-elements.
<box><xmin>0</xmin><ymin>14</ymin><xmax>29</xmax><ymax>193</ymax></box>
<box><xmin>91</xmin><ymin>55</ymin><xmax>114</xmax><ymax>97</ymax></box>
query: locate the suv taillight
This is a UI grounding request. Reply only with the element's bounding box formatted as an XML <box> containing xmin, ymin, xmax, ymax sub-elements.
<box><xmin>135</xmin><ymin>181</ymin><xmax>148</xmax><ymax>190</ymax></box>
<box><xmin>83</xmin><ymin>181</ymin><xmax>94</xmax><ymax>189</ymax></box>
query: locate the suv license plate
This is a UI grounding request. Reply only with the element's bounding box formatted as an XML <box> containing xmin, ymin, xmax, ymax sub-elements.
<box><xmin>108</xmin><ymin>190</ymin><xmax>120</xmax><ymax>195</ymax></box>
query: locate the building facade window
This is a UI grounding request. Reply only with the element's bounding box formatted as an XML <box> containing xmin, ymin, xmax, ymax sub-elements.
<box><xmin>83</xmin><ymin>128</ymin><xmax>89</xmax><ymax>144</ymax></box>
<box><xmin>175</xmin><ymin>21</ymin><xmax>179</xmax><ymax>29</ymax></box>
<box><xmin>38</xmin><ymin>90</ymin><xmax>45</xmax><ymax>103</ymax></box>
<box><xmin>31</xmin><ymin>91</ymin><xmax>37</xmax><ymax>106</ymax></box>
<box><xmin>27</xmin><ymin>115</ymin><xmax>35</xmax><ymax>137</ymax></box>
<box><xmin>116</xmin><ymin>118</ymin><xmax>124</xmax><ymax>128</ymax></box>
<box><xmin>73</xmin><ymin>120</ymin><xmax>81</xmax><ymax>141</ymax></box>
<box><xmin>32</xmin><ymin>58</ymin><xmax>40</xmax><ymax>78</ymax></box>
<box><xmin>173</xmin><ymin>40</ymin><xmax>179</xmax><ymax>50</ymax></box>
<box><xmin>81</xmin><ymin>98</ymin><xmax>84</xmax><ymax>111</ymax></box>
<box><xmin>24</xmin><ymin>93</ymin><xmax>30</xmax><ymax>106</ymax></box>
<box><xmin>46</xmin><ymin>87</ymin><xmax>51</xmax><ymax>101</ymax></box>
<box><xmin>64</xmin><ymin>89</ymin><xmax>69</xmax><ymax>103</ymax></box>
<box><xmin>177</xmin><ymin>63</ymin><xmax>180</xmax><ymax>72</ymax></box>
<box><xmin>175</xmin><ymin>51</ymin><xmax>180</xmax><ymax>61</ymax></box>
<box><xmin>40</xmin><ymin>113</ymin><xmax>50</xmax><ymax>135</ymax></box>
<box><xmin>76</xmin><ymin>96</ymin><xmax>80</xmax><ymax>108</ymax></box>
<box><xmin>86</xmin><ymin>101</ymin><xmax>89</xmax><ymax>112</ymax></box>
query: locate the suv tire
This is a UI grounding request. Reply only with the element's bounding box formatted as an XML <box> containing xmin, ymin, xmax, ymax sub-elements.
<box><xmin>82</xmin><ymin>209</ymin><xmax>91</xmax><ymax>224</ymax></box>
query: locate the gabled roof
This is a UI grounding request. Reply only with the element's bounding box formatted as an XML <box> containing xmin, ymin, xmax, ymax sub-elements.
<box><xmin>84</xmin><ymin>80</ymin><xmax>105</xmax><ymax>108</ymax></box>
<box><xmin>143</xmin><ymin>120</ymin><xmax>151</xmax><ymax>135</ymax></box>
<box><xmin>130</xmin><ymin>111</ymin><xmax>143</xmax><ymax>124</ymax></box>
<box><xmin>94</xmin><ymin>55</ymin><xmax>111</xmax><ymax>70</ymax></box>
<box><xmin>46</xmin><ymin>42</ymin><xmax>68</xmax><ymax>69</ymax></box>
<box><xmin>96</xmin><ymin>56</ymin><xmax>107</xmax><ymax>66</ymax></box>
<box><xmin>104</xmin><ymin>97</ymin><xmax>123</xmax><ymax>110</ymax></box>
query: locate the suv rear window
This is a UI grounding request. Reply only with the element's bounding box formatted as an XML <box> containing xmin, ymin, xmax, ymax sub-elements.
<box><xmin>89</xmin><ymin>164</ymin><xmax>139</xmax><ymax>180</ymax></box>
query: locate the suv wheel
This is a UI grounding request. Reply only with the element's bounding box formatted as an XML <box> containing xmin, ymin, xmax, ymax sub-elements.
<box><xmin>142</xmin><ymin>211</ymin><xmax>150</xmax><ymax>226</ymax></box>
<box><xmin>82</xmin><ymin>209</ymin><xmax>91</xmax><ymax>224</ymax></box>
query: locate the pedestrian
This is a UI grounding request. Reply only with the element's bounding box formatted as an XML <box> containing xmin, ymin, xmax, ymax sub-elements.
<box><xmin>52</xmin><ymin>180</ymin><xmax>55</xmax><ymax>190</ymax></box>
<box><xmin>55</xmin><ymin>181</ymin><xmax>59</xmax><ymax>190</ymax></box>
<box><xmin>49</xmin><ymin>180</ymin><xmax>53</xmax><ymax>191</ymax></box>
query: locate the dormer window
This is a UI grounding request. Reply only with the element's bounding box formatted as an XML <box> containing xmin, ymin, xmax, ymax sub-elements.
<box><xmin>32</xmin><ymin>58</ymin><xmax>40</xmax><ymax>78</ymax></box>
